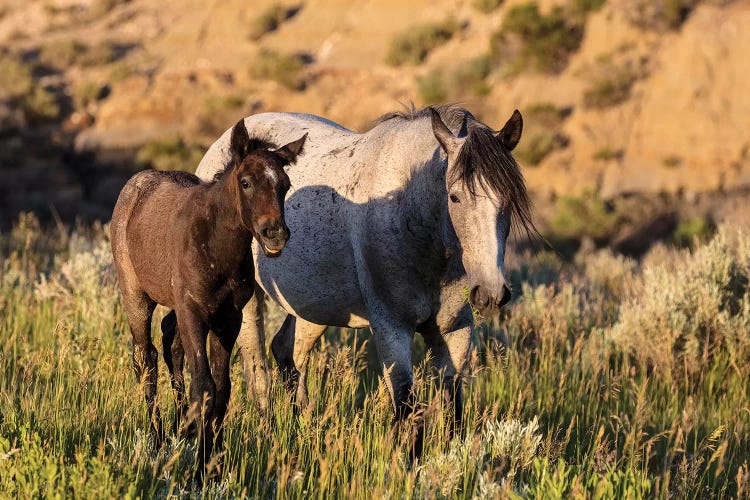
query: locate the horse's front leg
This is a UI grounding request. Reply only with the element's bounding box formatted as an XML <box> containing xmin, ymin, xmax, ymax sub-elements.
<box><xmin>209</xmin><ymin>310</ymin><xmax>241</xmax><ymax>455</ymax></box>
<box><xmin>370</xmin><ymin>317</ymin><xmax>423</xmax><ymax>462</ymax></box>
<box><xmin>421</xmin><ymin>323</ymin><xmax>471</xmax><ymax>439</ymax></box>
<box><xmin>175</xmin><ymin>306</ymin><xmax>214</xmax><ymax>476</ymax></box>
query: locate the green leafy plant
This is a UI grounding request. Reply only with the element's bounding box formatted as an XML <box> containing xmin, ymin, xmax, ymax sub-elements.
<box><xmin>251</xmin><ymin>49</ymin><xmax>308</xmax><ymax>91</ymax></box>
<box><xmin>490</xmin><ymin>3</ymin><xmax>583</xmax><ymax>74</ymax></box>
<box><xmin>385</xmin><ymin>18</ymin><xmax>460</xmax><ymax>66</ymax></box>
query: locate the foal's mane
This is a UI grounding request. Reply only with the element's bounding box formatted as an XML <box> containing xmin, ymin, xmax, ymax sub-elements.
<box><xmin>212</xmin><ymin>138</ymin><xmax>279</xmax><ymax>182</ymax></box>
<box><xmin>373</xmin><ymin>104</ymin><xmax>537</xmax><ymax>239</ymax></box>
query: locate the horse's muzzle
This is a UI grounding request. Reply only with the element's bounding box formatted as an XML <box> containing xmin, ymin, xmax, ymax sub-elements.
<box><xmin>259</xmin><ymin>223</ymin><xmax>289</xmax><ymax>257</ymax></box>
<box><xmin>470</xmin><ymin>284</ymin><xmax>512</xmax><ymax>316</ymax></box>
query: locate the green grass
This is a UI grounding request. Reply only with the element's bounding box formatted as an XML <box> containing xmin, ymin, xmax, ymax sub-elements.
<box><xmin>385</xmin><ymin>18</ymin><xmax>460</xmax><ymax>66</ymax></box>
<box><xmin>1</xmin><ymin>213</ymin><xmax>749</xmax><ymax>497</ymax></box>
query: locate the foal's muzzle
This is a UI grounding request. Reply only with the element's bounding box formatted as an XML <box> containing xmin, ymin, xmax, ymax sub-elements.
<box><xmin>258</xmin><ymin>223</ymin><xmax>289</xmax><ymax>257</ymax></box>
<box><xmin>470</xmin><ymin>284</ymin><xmax>512</xmax><ymax>316</ymax></box>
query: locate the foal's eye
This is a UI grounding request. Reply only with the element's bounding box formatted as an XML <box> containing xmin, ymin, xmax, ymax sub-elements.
<box><xmin>449</xmin><ymin>194</ymin><xmax>460</xmax><ymax>203</ymax></box>
<box><xmin>240</xmin><ymin>179</ymin><xmax>250</xmax><ymax>189</ymax></box>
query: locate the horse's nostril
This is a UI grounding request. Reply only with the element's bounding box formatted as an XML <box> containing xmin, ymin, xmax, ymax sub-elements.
<box><xmin>261</xmin><ymin>227</ymin><xmax>273</xmax><ymax>239</ymax></box>
<box><xmin>500</xmin><ymin>284</ymin><xmax>512</xmax><ymax>307</ymax></box>
<box><xmin>470</xmin><ymin>286</ymin><xmax>489</xmax><ymax>308</ymax></box>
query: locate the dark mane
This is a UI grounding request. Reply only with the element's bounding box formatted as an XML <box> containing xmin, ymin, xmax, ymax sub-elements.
<box><xmin>212</xmin><ymin>138</ymin><xmax>279</xmax><ymax>182</ymax></box>
<box><xmin>371</xmin><ymin>103</ymin><xmax>473</xmax><ymax>132</ymax></box>
<box><xmin>373</xmin><ymin>104</ymin><xmax>537</xmax><ymax>239</ymax></box>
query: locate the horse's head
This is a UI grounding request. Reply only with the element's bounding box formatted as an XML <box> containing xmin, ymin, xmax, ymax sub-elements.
<box><xmin>430</xmin><ymin>107</ymin><xmax>531</xmax><ymax>317</ymax></box>
<box><xmin>228</xmin><ymin>119</ymin><xmax>306</xmax><ymax>257</ymax></box>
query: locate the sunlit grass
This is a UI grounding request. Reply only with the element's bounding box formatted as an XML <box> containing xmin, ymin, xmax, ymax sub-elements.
<box><xmin>1</xmin><ymin>213</ymin><xmax>749</xmax><ymax>497</ymax></box>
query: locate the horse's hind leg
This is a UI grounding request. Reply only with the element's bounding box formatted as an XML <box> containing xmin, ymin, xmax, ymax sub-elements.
<box><xmin>161</xmin><ymin>310</ymin><xmax>189</xmax><ymax>435</ymax></box>
<box><xmin>292</xmin><ymin>319</ymin><xmax>326</xmax><ymax>408</ymax></box>
<box><xmin>175</xmin><ymin>306</ymin><xmax>214</xmax><ymax>477</ymax></box>
<box><xmin>270</xmin><ymin>315</ymin><xmax>297</xmax><ymax>389</ymax></box>
<box><xmin>124</xmin><ymin>292</ymin><xmax>163</xmax><ymax>447</ymax></box>
<box><xmin>236</xmin><ymin>286</ymin><xmax>272</xmax><ymax>411</ymax></box>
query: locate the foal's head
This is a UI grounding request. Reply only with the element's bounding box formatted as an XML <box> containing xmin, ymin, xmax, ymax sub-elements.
<box><xmin>226</xmin><ymin>119</ymin><xmax>306</xmax><ymax>257</ymax></box>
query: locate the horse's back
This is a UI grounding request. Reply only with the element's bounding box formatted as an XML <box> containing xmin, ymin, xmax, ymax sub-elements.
<box><xmin>111</xmin><ymin>169</ymin><xmax>201</xmax><ymax>304</ymax></box>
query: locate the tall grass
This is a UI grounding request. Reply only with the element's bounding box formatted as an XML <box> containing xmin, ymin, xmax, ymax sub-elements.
<box><xmin>1</xmin><ymin>213</ymin><xmax>749</xmax><ymax>497</ymax></box>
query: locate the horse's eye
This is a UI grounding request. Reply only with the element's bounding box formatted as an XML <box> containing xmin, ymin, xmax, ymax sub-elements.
<box><xmin>449</xmin><ymin>193</ymin><xmax>460</xmax><ymax>203</ymax></box>
<box><xmin>240</xmin><ymin>179</ymin><xmax>250</xmax><ymax>189</ymax></box>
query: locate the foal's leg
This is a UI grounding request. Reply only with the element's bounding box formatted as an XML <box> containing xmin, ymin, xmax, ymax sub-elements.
<box><xmin>161</xmin><ymin>310</ymin><xmax>189</xmax><ymax>435</ymax></box>
<box><xmin>370</xmin><ymin>318</ymin><xmax>422</xmax><ymax>461</ymax></box>
<box><xmin>420</xmin><ymin>324</ymin><xmax>472</xmax><ymax>439</ymax></box>
<box><xmin>124</xmin><ymin>292</ymin><xmax>163</xmax><ymax>446</ymax></box>
<box><xmin>208</xmin><ymin>311</ymin><xmax>241</xmax><ymax>454</ymax></box>
<box><xmin>271</xmin><ymin>316</ymin><xmax>326</xmax><ymax>408</ymax></box>
<box><xmin>236</xmin><ymin>286</ymin><xmax>272</xmax><ymax>411</ymax></box>
<box><xmin>176</xmin><ymin>307</ymin><xmax>215</xmax><ymax>472</ymax></box>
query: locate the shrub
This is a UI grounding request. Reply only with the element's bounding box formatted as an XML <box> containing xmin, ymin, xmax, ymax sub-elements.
<box><xmin>673</xmin><ymin>216</ymin><xmax>713</xmax><ymax>248</ymax></box>
<box><xmin>662</xmin><ymin>155</ymin><xmax>682</xmax><ymax>168</ymax></box>
<box><xmin>593</xmin><ymin>148</ymin><xmax>623</xmax><ymax>161</ymax></box>
<box><xmin>548</xmin><ymin>190</ymin><xmax>618</xmax><ymax>241</ymax></box>
<box><xmin>583</xmin><ymin>61</ymin><xmax>640</xmax><ymax>108</ymax></box>
<box><xmin>620</xmin><ymin>0</ymin><xmax>699</xmax><ymax>31</ymax></box>
<box><xmin>515</xmin><ymin>133</ymin><xmax>555</xmax><ymax>165</ymax></box>
<box><xmin>452</xmin><ymin>55</ymin><xmax>492</xmax><ymax>96</ymax></box>
<box><xmin>0</xmin><ymin>58</ymin><xmax>34</xmax><ymax>98</ymax></box>
<box><xmin>251</xmin><ymin>49</ymin><xmax>308</xmax><ymax>91</ymax></box>
<box><xmin>490</xmin><ymin>3</ymin><xmax>583</xmax><ymax>74</ymax></box>
<box><xmin>248</xmin><ymin>3</ymin><xmax>297</xmax><ymax>41</ymax></box>
<box><xmin>135</xmin><ymin>138</ymin><xmax>205</xmax><ymax>172</ymax></box>
<box><xmin>514</xmin><ymin>103</ymin><xmax>570</xmax><ymax>165</ymax></box>
<box><xmin>385</xmin><ymin>18</ymin><xmax>460</xmax><ymax>66</ymax></box>
<box><xmin>607</xmin><ymin>227</ymin><xmax>750</xmax><ymax>379</ymax></box>
<box><xmin>22</xmin><ymin>85</ymin><xmax>60</xmax><ymax>123</ymax></box>
<box><xmin>572</xmin><ymin>0</ymin><xmax>607</xmax><ymax>16</ymax></box>
<box><xmin>417</xmin><ymin>70</ymin><xmax>446</xmax><ymax>104</ymax></box>
<box><xmin>472</xmin><ymin>0</ymin><xmax>503</xmax><ymax>14</ymax></box>
<box><xmin>195</xmin><ymin>95</ymin><xmax>247</xmax><ymax>136</ymax></box>
<box><xmin>39</xmin><ymin>39</ymin><xmax>116</xmax><ymax>68</ymax></box>
<box><xmin>71</xmin><ymin>81</ymin><xmax>105</xmax><ymax>110</ymax></box>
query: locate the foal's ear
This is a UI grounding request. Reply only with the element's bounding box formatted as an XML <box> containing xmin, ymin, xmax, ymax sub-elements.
<box><xmin>430</xmin><ymin>107</ymin><xmax>463</xmax><ymax>155</ymax></box>
<box><xmin>274</xmin><ymin>133</ymin><xmax>308</xmax><ymax>164</ymax></box>
<box><xmin>495</xmin><ymin>109</ymin><xmax>523</xmax><ymax>151</ymax></box>
<box><xmin>229</xmin><ymin>119</ymin><xmax>252</xmax><ymax>165</ymax></box>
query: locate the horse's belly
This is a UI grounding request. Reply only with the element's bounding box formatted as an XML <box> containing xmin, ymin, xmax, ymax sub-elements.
<box><xmin>254</xmin><ymin>199</ymin><xmax>368</xmax><ymax>328</ymax></box>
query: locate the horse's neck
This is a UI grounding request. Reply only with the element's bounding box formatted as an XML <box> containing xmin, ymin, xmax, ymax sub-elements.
<box><xmin>392</xmin><ymin>126</ymin><xmax>452</xmax><ymax>275</ymax></box>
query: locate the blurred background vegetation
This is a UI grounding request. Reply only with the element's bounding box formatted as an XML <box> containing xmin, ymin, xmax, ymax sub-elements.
<box><xmin>0</xmin><ymin>0</ymin><xmax>747</xmax><ymax>257</ymax></box>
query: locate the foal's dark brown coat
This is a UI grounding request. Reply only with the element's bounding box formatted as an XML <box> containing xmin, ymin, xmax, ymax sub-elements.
<box><xmin>110</xmin><ymin>119</ymin><xmax>305</xmax><ymax>469</ymax></box>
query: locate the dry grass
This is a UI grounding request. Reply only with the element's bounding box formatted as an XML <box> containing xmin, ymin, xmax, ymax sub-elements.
<box><xmin>1</xmin><ymin>213</ymin><xmax>749</xmax><ymax>497</ymax></box>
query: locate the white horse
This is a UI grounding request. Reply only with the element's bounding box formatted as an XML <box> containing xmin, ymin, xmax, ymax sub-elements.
<box><xmin>189</xmin><ymin>104</ymin><xmax>533</xmax><ymax>456</ymax></box>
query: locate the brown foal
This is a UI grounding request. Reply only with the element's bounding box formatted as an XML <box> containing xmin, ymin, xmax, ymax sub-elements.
<box><xmin>110</xmin><ymin>119</ymin><xmax>305</xmax><ymax>473</ymax></box>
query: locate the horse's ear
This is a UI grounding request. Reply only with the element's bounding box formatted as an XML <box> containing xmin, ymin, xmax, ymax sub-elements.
<box><xmin>430</xmin><ymin>107</ymin><xmax>462</xmax><ymax>155</ymax></box>
<box><xmin>229</xmin><ymin>119</ymin><xmax>251</xmax><ymax>165</ymax></box>
<box><xmin>495</xmin><ymin>110</ymin><xmax>523</xmax><ymax>151</ymax></box>
<box><xmin>274</xmin><ymin>133</ymin><xmax>307</xmax><ymax>164</ymax></box>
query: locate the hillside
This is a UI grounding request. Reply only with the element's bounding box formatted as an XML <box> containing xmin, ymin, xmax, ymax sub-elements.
<box><xmin>0</xmin><ymin>0</ymin><xmax>748</xmax><ymax>237</ymax></box>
